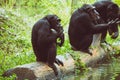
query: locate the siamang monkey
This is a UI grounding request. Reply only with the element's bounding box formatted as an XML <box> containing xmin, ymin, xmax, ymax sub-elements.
<box><xmin>31</xmin><ymin>15</ymin><xmax>64</xmax><ymax>76</ymax></box>
<box><xmin>93</xmin><ymin>1</ymin><xmax>119</xmax><ymax>43</ymax></box>
<box><xmin>68</xmin><ymin>4</ymin><xmax>116</xmax><ymax>55</ymax></box>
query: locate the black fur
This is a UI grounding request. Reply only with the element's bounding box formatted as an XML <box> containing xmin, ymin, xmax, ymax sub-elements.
<box><xmin>31</xmin><ymin>15</ymin><xmax>64</xmax><ymax>76</ymax></box>
<box><xmin>68</xmin><ymin>4</ymin><xmax>115</xmax><ymax>55</ymax></box>
<box><xmin>93</xmin><ymin>1</ymin><xmax>119</xmax><ymax>43</ymax></box>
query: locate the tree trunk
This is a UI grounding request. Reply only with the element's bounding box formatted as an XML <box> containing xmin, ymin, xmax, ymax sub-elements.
<box><xmin>2</xmin><ymin>45</ymin><xmax>115</xmax><ymax>80</ymax></box>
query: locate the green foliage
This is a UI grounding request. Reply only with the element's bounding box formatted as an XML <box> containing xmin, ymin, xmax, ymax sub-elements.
<box><xmin>0</xmin><ymin>0</ymin><xmax>120</xmax><ymax>79</ymax></box>
<box><xmin>106</xmin><ymin>26</ymin><xmax>120</xmax><ymax>56</ymax></box>
<box><xmin>114</xmin><ymin>0</ymin><xmax>120</xmax><ymax>5</ymax></box>
<box><xmin>57</xmin><ymin>34</ymin><xmax>72</xmax><ymax>54</ymax></box>
<box><xmin>0</xmin><ymin>8</ymin><xmax>35</xmax><ymax>79</ymax></box>
<box><xmin>70</xmin><ymin>52</ymin><xmax>88</xmax><ymax>75</ymax></box>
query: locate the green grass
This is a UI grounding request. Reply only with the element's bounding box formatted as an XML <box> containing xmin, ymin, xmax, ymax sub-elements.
<box><xmin>0</xmin><ymin>0</ymin><xmax>120</xmax><ymax>80</ymax></box>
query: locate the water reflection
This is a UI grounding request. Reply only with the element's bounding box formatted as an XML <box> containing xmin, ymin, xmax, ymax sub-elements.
<box><xmin>63</xmin><ymin>58</ymin><xmax>120</xmax><ymax>80</ymax></box>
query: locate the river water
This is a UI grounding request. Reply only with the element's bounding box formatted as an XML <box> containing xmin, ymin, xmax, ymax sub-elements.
<box><xmin>63</xmin><ymin>57</ymin><xmax>120</xmax><ymax>80</ymax></box>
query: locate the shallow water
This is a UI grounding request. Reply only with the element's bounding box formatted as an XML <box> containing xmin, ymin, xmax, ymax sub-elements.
<box><xmin>63</xmin><ymin>58</ymin><xmax>120</xmax><ymax>80</ymax></box>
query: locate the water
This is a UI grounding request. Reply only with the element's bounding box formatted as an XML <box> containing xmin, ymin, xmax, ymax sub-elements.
<box><xmin>63</xmin><ymin>58</ymin><xmax>120</xmax><ymax>80</ymax></box>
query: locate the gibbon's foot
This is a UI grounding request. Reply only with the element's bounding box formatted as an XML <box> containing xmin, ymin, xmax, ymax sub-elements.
<box><xmin>71</xmin><ymin>46</ymin><xmax>93</xmax><ymax>56</ymax></box>
<box><xmin>80</xmin><ymin>49</ymin><xmax>93</xmax><ymax>56</ymax></box>
<box><xmin>71</xmin><ymin>46</ymin><xmax>78</xmax><ymax>51</ymax></box>
<box><xmin>48</xmin><ymin>64</ymin><xmax>58</xmax><ymax>76</ymax></box>
<box><xmin>55</xmin><ymin>58</ymin><xmax>64</xmax><ymax>66</ymax></box>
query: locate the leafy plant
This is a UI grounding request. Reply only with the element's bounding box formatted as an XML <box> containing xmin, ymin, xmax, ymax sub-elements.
<box><xmin>0</xmin><ymin>0</ymin><xmax>120</xmax><ymax>79</ymax></box>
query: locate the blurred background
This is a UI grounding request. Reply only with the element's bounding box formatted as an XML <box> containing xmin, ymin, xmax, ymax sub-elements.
<box><xmin>0</xmin><ymin>0</ymin><xmax>120</xmax><ymax>80</ymax></box>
